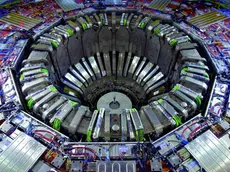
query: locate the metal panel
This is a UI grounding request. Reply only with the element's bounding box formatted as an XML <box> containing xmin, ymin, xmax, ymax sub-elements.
<box><xmin>185</xmin><ymin>130</ymin><xmax>230</xmax><ymax>172</ymax></box>
<box><xmin>55</xmin><ymin>0</ymin><xmax>84</xmax><ymax>12</ymax></box>
<box><xmin>0</xmin><ymin>132</ymin><xmax>46</xmax><ymax>172</ymax></box>
<box><xmin>188</xmin><ymin>11</ymin><xmax>227</xmax><ymax>28</ymax></box>
<box><xmin>0</xmin><ymin>13</ymin><xmax>42</xmax><ymax>31</ymax></box>
<box><xmin>147</xmin><ymin>0</ymin><xmax>171</xmax><ymax>11</ymax></box>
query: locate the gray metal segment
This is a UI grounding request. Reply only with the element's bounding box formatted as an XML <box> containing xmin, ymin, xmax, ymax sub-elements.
<box><xmin>134</xmin><ymin>15</ymin><xmax>143</xmax><ymax>28</ymax></box>
<box><xmin>70</xmin><ymin>67</ymin><xmax>88</xmax><ymax>87</ymax></box>
<box><xmin>129</xmin><ymin>109</ymin><xmax>143</xmax><ymax>131</ymax></box>
<box><xmin>146</xmin><ymin>79</ymin><xmax>166</xmax><ymax>94</ymax></box>
<box><xmin>121</xmin><ymin>110</ymin><xmax>128</xmax><ymax>141</ymax></box>
<box><xmin>163</xmin><ymin>96</ymin><xmax>188</xmax><ymax>118</ymax></box>
<box><xmin>126</xmin><ymin>13</ymin><xmax>134</xmax><ymax>28</ymax></box>
<box><xmin>144</xmin><ymin>72</ymin><xmax>164</xmax><ymax>91</ymax></box>
<box><xmin>104</xmin><ymin>110</ymin><xmax>110</xmax><ymax>141</ymax></box>
<box><xmin>120</xmin><ymin>13</ymin><xmax>126</xmax><ymax>25</ymax></box>
<box><xmin>61</xmin><ymin>79</ymin><xmax>83</xmax><ymax>95</ymax></box>
<box><xmin>22</xmin><ymin>77</ymin><xmax>50</xmax><ymax>95</ymax></box>
<box><xmin>96</xmin><ymin>52</ymin><xmax>106</xmax><ymax>77</ymax></box>
<box><xmin>50</xmin><ymin>102</ymin><xmax>73</xmax><ymax>124</ymax></box>
<box><xmin>173</xmin><ymin>90</ymin><xmax>197</xmax><ymax>112</ymax></box>
<box><xmin>141</xmin><ymin>66</ymin><xmax>159</xmax><ymax>86</ymax></box>
<box><xmin>89</xmin><ymin>56</ymin><xmax>102</xmax><ymax>79</ymax></box>
<box><xmin>128</xmin><ymin>56</ymin><xmax>140</xmax><ymax>78</ymax></box>
<box><xmin>22</xmin><ymin>68</ymin><xmax>45</xmax><ymax>77</ymax></box>
<box><xmin>75</xmin><ymin>63</ymin><xmax>92</xmax><ymax>85</ymax></box>
<box><xmin>180</xmin><ymin>76</ymin><xmax>208</xmax><ymax>94</ymax></box>
<box><xmin>186</xmin><ymin>67</ymin><xmax>208</xmax><ymax>76</ymax></box>
<box><xmin>103</xmin><ymin>53</ymin><xmax>112</xmax><ymax>76</ymax></box>
<box><xmin>33</xmin><ymin>91</ymin><xmax>59</xmax><ymax>113</ymax></box>
<box><xmin>123</xmin><ymin>52</ymin><xmax>132</xmax><ymax>76</ymax></box>
<box><xmin>82</xmin><ymin>58</ymin><xmax>96</xmax><ymax>81</ymax></box>
<box><xmin>117</xmin><ymin>53</ymin><xmax>125</xmax><ymax>76</ymax></box>
<box><xmin>112</xmin><ymin>52</ymin><xmax>117</xmax><ymax>75</ymax></box>
<box><xmin>181</xmin><ymin>71</ymin><xmax>209</xmax><ymax>84</ymax></box>
<box><xmin>183</xmin><ymin>62</ymin><xmax>209</xmax><ymax>71</ymax></box>
<box><xmin>176</xmin><ymin>84</ymin><xmax>202</xmax><ymax>101</ymax></box>
<box><xmin>20</xmin><ymin>64</ymin><xmax>46</xmax><ymax>73</ymax></box>
<box><xmin>42</xmin><ymin>97</ymin><xmax>67</xmax><ymax>121</ymax></box>
<box><xmin>88</xmin><ymin>110</ymin><xmax>99</xmax><ymax>131</ymax></box>
<box><xmin>68</xmin><ymin>106</ymin><xmax>89</xmax><ymax>135</ymax></box>
<box><xmin>65</xmin><ymin>73</ymin><xmax>85</xmax><ymax>91</ymax></box>
<box><xmin>142</xmin><ymin>105</ymin><xmax>163</xmax><ymax>135</ymax></box>
<box><xmin>158</xmin><ymin>100</ymin><xmax>179</xmax><ymax>118</ymax></box>
<box><xmin>136</xmin><ymin>62</ymin><xmax>153</xmax><ymax>84</ymax></box>
<box><xmin>93</xmin><ymin>108</ymin><xmax>105</xmax><ymax>140</ymax></box>
<box><xmin>158</xmin><ymin>26</ymin><xmax>177</xmax><ymax>37</ymax></box>
<box><xmin>133</xmin><ymin>57</ymin><xmax>147</xmax><ymax>80</ymax></box>
<box><xmin>126</xmin><ymin>110</ymin><xmax>135</xmax><ymax>140</ymax></box>
<box><xmin>153</xmin><ymin>101</ymin><xmax>175</xmax><ymax>126</ymax></box>
<box><xmin>30</xmin><ymin>86</ymin><xmax>53</xmax><ymax>102</ymax></box>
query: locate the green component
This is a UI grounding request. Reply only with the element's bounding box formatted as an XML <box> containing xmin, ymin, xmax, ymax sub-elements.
<box><xmin>136</xmin><ymin>129</ymin><xmax>144</xmax><ymax>141</ymax></box>
<box><xmin>86</xmin><ymin>130</ymin><xmax>92</xmax><ymax>142</ymax></box>
<box><xmin>204</xmin><ymin>73</ymin><xmax>209</xmax><ymax>78</ymax></box>
<box><xmin>157</xmin><ymin>99</ymin><xmax>163</xmax><ymax>103</ymax></box>
<box><xmin>68</xmin><ymin>100</ymin><xmax>78</xmax><ymax>106</ymax></box>
<box><xmin>85</xmin><ymin>16</ymin><xmax>91</xmax><ymax>23</ymax></box>
<box><xmin>152</xmin><ymin>20</ymin><xmax>160</xmax><ymax>26</ymax></box>
<box><xmin>1</xmin><ymin>0</ymin><xmax>20</xmax><ymax>7</ymax></box>
<box><xmin>169</xmin><ymin>39</ymin><xmax>178</xmax><ymax>47</ymax></box>
<box><xmin>131</xmin><ymin>108</ymin><xmax>136</xmax><ymax>112</ymax></box>
<box><xmin>66</xmin><ymin>28</ymin><xmax>74</xmax><ymax>36</ymax></box>
<box><xmin>195</xmin><ymin>96</ymin><xmax>202</xmax><ymax>107</ymax></box>
<box><xmin>173</xmin><ymin>115</ymin><xmax>182</xmax><ymax>127</ymax></box>
<box><xmin>20</xmin><ymin>74</ymin><xmax>24</xmax><ymax>80</ymax></box>
<box><xmin>49</xmin><ymin>86</ymin><xmax>57</xmax><ymax>92</ymax></box>
<box><xmin>27</xmin><ymin>98</ymin><xmax>35</xmax><ymax>109</ymax></box>
<box><xmin>51</xmin><ymin>41</ymin><xmax>58</xmax><ymax>48</ymax></box>
<box><xmin>41</xmin><ymin>68</ymin><xmax>49</xmax><ymax>75</ymax></box>
<box><xmin>181</xmin><ymin>67</ymin><xmax>188</xmax><ymax>72</ymax></box>
<box><xmin>53</xmin><ymin>119</ymin><xmax>61</xmax><ymax>131</ymax></box>
<box><xmin>82</xmin><ymin>23</ymin><xmax>87</xmax><ymax>30</ymax></box>
<box><xmin>173</xmin><ymin>85</ymin><xmax>180</xmax><ymax>91</ymax></box>
<box><xmin>139</xmin><ymin>22</ymin><xmax>145</xmax><ymax>29</ymax></box>
<box><xmin>123</xmin><ymin>19</ymin><xmax>127</xmax><ymax>26</ymax></box>
<box><xmin>154</xmin><ymin>28</ymin><xmax>161</xmax><ymax>35</ymax></box>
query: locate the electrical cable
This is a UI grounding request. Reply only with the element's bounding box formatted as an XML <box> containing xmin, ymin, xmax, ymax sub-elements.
<box><xmin>65</xmin><ymin>146</ymin><xmax>97</xmax><ymax>160</ymax></box>
<box><xmin>32</xmin><ymin>129</ymin><xmax>56</xmax><ymax>137</ymax></box>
